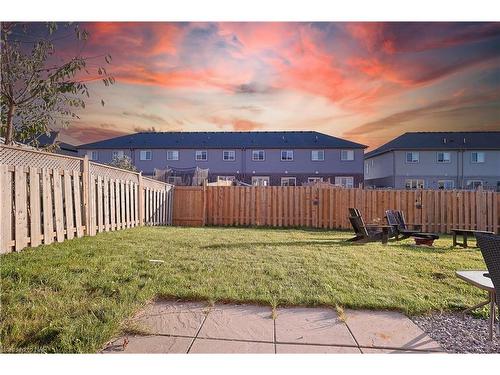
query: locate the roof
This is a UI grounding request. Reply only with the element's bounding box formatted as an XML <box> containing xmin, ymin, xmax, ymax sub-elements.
<box><xmin>2</xmin><ymin>132</ymin><xmax>77</xmax><ymax>155</ymax></box>
<box><xmin>24</xmin><ymin>131</ymin><xmax>77</xmax><ymax>153</ymax></box>
<box><xmin>365</xmin><ymin>132</ymin><xmax>500</xmax><ymax>158</ymax></box>
<box><xmin>77</xmin><ymin>131</ymin><xmax>367</xmax><ymax>150</ymax></box>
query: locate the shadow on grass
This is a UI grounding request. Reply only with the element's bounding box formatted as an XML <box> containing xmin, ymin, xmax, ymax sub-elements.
<box><xmin>200</xmin><ymin>239</ymin><xmax>351</xmax><ymax>250</ymax></box>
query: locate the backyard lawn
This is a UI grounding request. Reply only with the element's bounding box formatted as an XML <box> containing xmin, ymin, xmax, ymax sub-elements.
<box><xmin>0</xmin><ymin>226</ymin><xmax>487</xmax><ymax>353</ymax></box>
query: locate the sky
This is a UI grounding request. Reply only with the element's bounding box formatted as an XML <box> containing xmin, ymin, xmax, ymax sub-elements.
<box><xmin>41</xmin><ymin>22</ymin><xmax>500</xmax><ymax>149</ymax></box>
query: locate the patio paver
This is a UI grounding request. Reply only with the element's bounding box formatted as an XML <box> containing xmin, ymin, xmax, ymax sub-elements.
<box><xmin>275</xmin><ymin>307</ymin><xmax>357</xmax><ymax>347</ymax></box>
<box><xmin>276</xmin><ymin>344</ymin><xmax>361</xmax><ymax>353</ymax></box>
<box><xmin>102</xmin><ymin>301</ymin><xmax>444</xmax><ymax>354</ymax></box>
<box><xmin>344</xmin><ymin>309</ymin><xmax>443</xmax><ymax>352</ymax></box>
<box><xmin>197</xmin><ymin>304</ymin><xmax>274</xmax><ymax>342</ymax></box>
<box><xmin>133</xmin><ymin>300</ymin><xmax>207</xmax><ymax>336</ymax></box>
<box><xmin>103</xmin><ymin>335</ymin><xmax>192</xmax><ymax>353</ymax></box>
<box><xmin>189</xmin><ymin>338</ymin><xmax>275</xmax><ymax>353</ymax></box>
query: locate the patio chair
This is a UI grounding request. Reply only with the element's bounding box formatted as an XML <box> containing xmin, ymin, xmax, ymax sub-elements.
<box><xmin>476</xmin><ymin>233</ymin><xmax>500</xmax><ymax>333</ymax></box>
<box><xmin>385</xmin><ymin>210</ymin><xmax>423</xmax><ymax>240</ymax></box>
<box><xmin>347</xmin><ymin>208</ymin><xmax>394</xmax><ymax>243</ymax></box>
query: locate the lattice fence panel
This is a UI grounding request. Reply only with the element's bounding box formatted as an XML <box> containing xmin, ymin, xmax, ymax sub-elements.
<box><xmin>0</xmin><ymin>146</ymin><xmax>81</xmax><ymax>171</ymax></box>
<box><xmin>89</xmin><ymin>162</ymin><xmax>140</xmax><ymax>183</ymax></box>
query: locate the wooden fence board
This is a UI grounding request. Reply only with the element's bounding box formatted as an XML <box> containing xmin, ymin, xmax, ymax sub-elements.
<box><xmin>73</xmin><ymin>170</ymin><xmax>83</xmax><ymax>238</ymax></box>
<box><xmin>64</xmin><ymin>171</ymin><xmax>75</xmax><ymax>240</ymax></box>
<box><xmin>42</xmin><ymin>168</ymin><xmax>54</xmax><ymax>245</ymax></box>
<box><xmin>29</xmin><ymin>167</ymin><xmax>41</xmax><ymax>247</ymax></box>
<box><xmin>0</xmin><ymin>165</ymin><xmax>12</xmax><ymax>253</ymax></box>
<box><xmin>53</xmin><ymin>169</ymin><xmax>65</xmax><ymax>242</ymax></box>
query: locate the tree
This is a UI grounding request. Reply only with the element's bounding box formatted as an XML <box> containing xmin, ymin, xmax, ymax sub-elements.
<box><xmin>109</xmin><ymin>155</ymin><xmax>138</xmax><ymax>172</ymax></box>
<box><xmin>1</xmin><ymin>22</ymin><xmax>114</xmax><ymax>145</ymax></box>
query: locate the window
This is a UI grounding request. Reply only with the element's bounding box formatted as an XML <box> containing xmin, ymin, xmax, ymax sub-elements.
<box><xmin>311</xmin><ymin>150</ymin><xmax>325</xmax><ymax>161</ymax></box>
<box><xmin>281</xmin><ymin>177</ymin><xmax>296</xmax><ymax>186</ymax></box>
<box><xmin>252</xmin><ymin>150</ymin><xmax>265</xmax><ymax>161</ymax></box>
<box><xmin>112</xmin><ymin>150</ymin><xmax>124</xmax><ymax>159</ymax></box>
<box><xmin>437</xmin><ymin>152</ymin><xmax>451</xmax><ymax>163</ymax></box>
<box><xmin>281</xmin><ymin>150</ymin><xmax>294</xmax><ymax>161</ymax></box>
<box><xmin>471</xmin><ymin>152</ymin><xmax>485</xmax><ymax>163</ymax></box>
<box><xmin>405</xmin><ymin>152</ymin><xmax>419</xmax><ymax>163</ymax></box>
<box><xmin>340</xmin><ymin>149</ymin><xmax>354</xmax><ymax>161</ymax></box>
<box><xmin>438</xmin><ymin>180</ymin><xmax>454</xmax><ymax>190</ymax></box>
<box><xmin>88</xmin><ymin>151</ymin><xmax>98</xmax><ymax>161</ymax></box>
<box><xmin>166</xmin><ymin>150</ymin><xmax>179</xmax><ymax>161</ymax></box>
<box><xmin>195</xmin><ymin>150</ymin><xmax>208</xmax><ymax>161</ymax></box>
<box><xmin>335</xmin><ymin>176</ymin><xmax>354</xmax><ymax>188</ymax></box>
<box><xmin>223</xmin><ymin>150</ymin><xmax>235</xmax><ymax>161</ymax></box>
<box><xmin>308</xmin><ymin>177</ymin><xmax>323</xmax><ymax>183</ymax></box>
<box><xmin>217</xmin><ymin>176</ymin><xmax>235</xmax><ymax>182</ymax></box>
<box><xmin>405</xmin><ymin>179</ymin><xmax>424</xmax><ymax>189</ymax></box>
<box><xmin>365</xmin><ymin>160</ymin><xmax>374</xmax><ymax>175</ymax></box>
<box><xmin>140</xmin><ymin>150</ymin><xmax>152</xmax><ymax>161</ymax></box>
<box><xmin>252</xmin><ymin>176</ymin><xmax>269</xmax><ymax>186</ymax></box>
<box><xmin>466</xmin><ymin>180</ymin><xmax>483</xmax><ymax>189</ymax></box>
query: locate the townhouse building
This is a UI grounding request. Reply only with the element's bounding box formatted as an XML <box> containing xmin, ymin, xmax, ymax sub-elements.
<box><xmin>364</xmin><ymin>132</ymin><xmax>500</xmax><ymax>191</ymax></box>
<box><xmin>77</xmin><ymin>131</ymin><xmax>367</xmax><ymax>186</ymax></box>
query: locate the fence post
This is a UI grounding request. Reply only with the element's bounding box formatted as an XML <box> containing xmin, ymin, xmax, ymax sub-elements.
<box><xmin>81</xmin><ymin>155</ymin><xmax>91</xmax><ymax>235</ymax></box>
<box><xmin>138</xmin><ymin>172</ymin><xmax>144</xmax><ymax>226</ymax></box>
<box><xmin>202</xmin><ymin>183</ymin><xmax>207</xmax><ymax>226</ymax></box>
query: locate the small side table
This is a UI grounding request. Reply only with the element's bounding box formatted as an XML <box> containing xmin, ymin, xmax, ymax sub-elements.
<box><xmin>456</xmin><ymin>270</ymin><xmax>497</xmax><ymax>341</ymax></box>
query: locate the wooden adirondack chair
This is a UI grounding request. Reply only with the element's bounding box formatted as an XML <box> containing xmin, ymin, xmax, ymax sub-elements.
<box><xmin>385</xmin><ymin>209</ymin><xmax>423</xmax><ymax>240</ymax></box>
<box><xmin>347</xmin><ymin>208</ymin><xmax>392</xmax><ymax>243</ymax></box>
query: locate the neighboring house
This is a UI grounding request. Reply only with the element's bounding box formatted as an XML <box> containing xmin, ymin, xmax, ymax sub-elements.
<box><xmin>364</xmin><ymin>132</ymin><xmax>500</xmax><ymax>191</ymax></box>
<box><xmin>24</xmin><ymin>131</ymin><xmax>78</xmax><ymax>156</ymax></box>
<box><xmin>77</xmin><ymin>131</ymin><xmax>367</xmax><ymax>186</ymax></box>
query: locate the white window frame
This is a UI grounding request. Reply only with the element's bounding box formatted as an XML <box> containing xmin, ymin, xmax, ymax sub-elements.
<box><xmin>166</xmin><ymin>150</ymin><xmax>179</xmax><ymax>161</ymax></box>
<box><xmin>405</xmin><ymin>151</ymin><xmax>420</xmax><ymax>164</ymax></box>
<box><xmin>139</xmin><ymin>150</ymin><xmax>152</xmax><ymax>161</ymax></box>
<box><xmin>252</xmin><ymin>150</ymin><xmax>265</xmax><ymax>161</ymax></box>
<box><xmin>223</xmin><ymin>150</ymin><xmax>236</xmax><ymax>161</ymax></box>
<box><xmin>437</xmin><ymin>180</ymin><xmax>454</xmax><ymax>190</ymax></box>
<box><xmin>471</xmin><ymin>152</ymin><xmax>485</xmax><ymax>163</ymax></box>
<box><xmin>340</xmin><ymin>149</ymin><xmax>354</xmax><ymax>161</ymax></box>
<box><xmin>405</xmin><ymin>179</ymin><xmax>425</xmax><ymax>189</ymax></box>
<box><xmin>217</xmin><ymin>176</ymin><xmax>235</xmax><ymax>182</ymax></box>
<box><xmin>112</xmin><ymin>150</ymin><xmax>124</xmax><ymax>159</ymax></box>
<box><xmin>195</xmin><ymin>150</ymin><xmax>208</xmax><ymax>161</ymax></box>
<box><xmin>280</xmin><ymin>177</ymin><xmax>297</xmax><ymax>186</ymax></box>
<box><xmin>466</xmin><ymin>180</ymin><xmax>483</xmax><ymax>189</ymax></box>
<box><xmin>252</xmin><ymin>176</ymin><xmax>270</xmax><ymax>186</ymax></box>
<box><xmin>311</xmin><ymin>150</ymin><xmax>325</xmax><ymax>161</ymax></box>
<box><xmin>437</xmin><ymin>152</ymin><xmax>451</xmax><ymax>163</ymax></box>
<box><xmin>88</xmin><ymin>150</ymin><xmax>99</xmax><ymax>161</ymax></box>
<box><xmin>308</xmin><ymin>177</ymin><xmax>323</xmax><ymax>183</ymax></box>
<box><xmin>281</xmin><ymin>150</ymin><xmax>294</xmax><ymax>161</ymax></box>
<box><xmin>335</xmin><ymin>176</ymin><xmax>354</xmax><ymax>188</ymax></box>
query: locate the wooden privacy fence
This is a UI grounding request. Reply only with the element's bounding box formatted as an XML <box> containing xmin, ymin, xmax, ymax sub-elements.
<box><xmin>0</xmin><ymin>145</ymin><xmax>173</xmax><ymax>254</ymax></box>
<box><xmin>173</xmin><ymin>186</ymin><xmax>500</xmax><ymax>234</ymax></box>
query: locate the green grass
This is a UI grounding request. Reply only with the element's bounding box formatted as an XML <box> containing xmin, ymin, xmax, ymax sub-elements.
<box><xmin>0</xmin><ymin>226</ymin><xmax>487</xmax><ymax>353</ymax></box>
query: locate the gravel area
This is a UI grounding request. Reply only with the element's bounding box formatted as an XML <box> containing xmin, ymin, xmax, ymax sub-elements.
<box><xmin>412</xmin><ymin>312</ymin><xmax>499</xmax><ymax>353</ymax></box>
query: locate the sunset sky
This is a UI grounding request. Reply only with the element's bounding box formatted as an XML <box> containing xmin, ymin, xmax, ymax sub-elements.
<box><xmin>48</xmin><ymin>22</ymin><xmax>500</xmax><ymax>149</ymax></box>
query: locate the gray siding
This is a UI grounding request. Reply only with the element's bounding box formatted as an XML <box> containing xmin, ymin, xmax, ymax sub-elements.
<box><xmin>365</xmin><ymin>149</ymin><xmax>500</xmax><ymax>190</ymax></box>
<box><xmin>78</xmin><ymin>147</ymin><xmax>364</xmax><ymax>186</ymax></box>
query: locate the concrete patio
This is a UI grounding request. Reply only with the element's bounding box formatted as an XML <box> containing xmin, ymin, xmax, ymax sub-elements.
<box><xmin>102</xmin><ymin>300</ymin><xmax>443</xmax><ymax>354</ymax></box>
